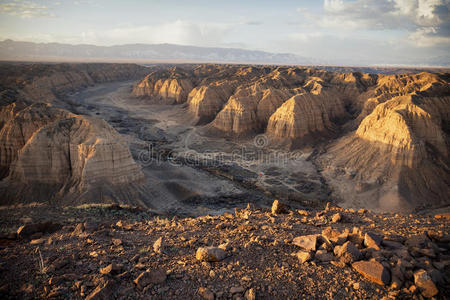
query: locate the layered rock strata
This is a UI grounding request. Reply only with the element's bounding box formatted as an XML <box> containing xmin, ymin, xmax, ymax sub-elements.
<box><xmin>132</xmin><ymin>65</ymin><xmax>450</xmax><ymax>211</ymax></box>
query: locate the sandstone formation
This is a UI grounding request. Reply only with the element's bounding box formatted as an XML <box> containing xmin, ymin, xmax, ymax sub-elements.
<box><xmin>132</xmin><ymin>65</ymin><xmax>449</xmax><ymax>211</ymax></box>
<box><xmin>0</xmin><ymin>63</ymin><xmax>150</xmax><ymax>206</ymax></box>
<box><xmin>0</xmin><ymin>101</ymin><xmax>75</xmax><ymax>178</ymax></box>
<box><xmin>0</xmin><ymin>63</ymin><xmax>148</xmax><ymax>103</ymax></box>
<box><xmin>266</xmin><ymin>91</ymin><xmax>347</xmax><ymax>139</ymax></box>
<box><xmin>1</xmin><ymin>112</ymin><xmax>146</xmax><ymax>205</ymax></box>
<box><xmin>187</xmin><ymin>81</ymin><xmax>236</xmax><ymax>123</ymax></box>
<box><xmin>132</xmin><ymin>66</ymin><xmax>360</xmax><ymax>137</ymax></box>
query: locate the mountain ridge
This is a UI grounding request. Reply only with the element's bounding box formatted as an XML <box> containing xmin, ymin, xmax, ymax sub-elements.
<box><xmin>1</xmin><ymin>39</ymin><xmax>449</xmax><ymax>67</ymax></box>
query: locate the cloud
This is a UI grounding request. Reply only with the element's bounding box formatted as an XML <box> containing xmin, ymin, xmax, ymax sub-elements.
<box><xmin>0</xmin><ymin>1</ymin><xmax>56</xmax><ymax>18</ymax></box>
<box><xmin>313</xmin><ymin>0</ymin><xmax>450</xmax><ymax>47</ymax></box>
<box><xmin>40</xmin><ymin>20</ymin><xmax>235</xmax><ymax>46</ymax></box>
<box><xmin>242</xmin><ymin>20</ymin><xmax>263</xmax><ymax>26</ymax></box>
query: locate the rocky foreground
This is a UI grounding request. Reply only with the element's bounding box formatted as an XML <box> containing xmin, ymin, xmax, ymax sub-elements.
<box><xmin>0</xmin><ymin>201</ymin><xmax>448</xmax><ymax>299</ymax></box>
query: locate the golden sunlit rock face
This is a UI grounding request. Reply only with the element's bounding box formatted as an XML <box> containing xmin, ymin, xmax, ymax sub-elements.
<box><xmin>0</xmin><ymin>104</ymin><xmax>146</xmax><ymax>205</ymax></box>
<box><xmin>0</xmin><ymin>64</ymin><xmax>149</xmax><ymax>205</ymax></box>
<box><xmin>133</xmin><ymin>65</ymin><xmax>450</xmax><ymax>211</ymax></box>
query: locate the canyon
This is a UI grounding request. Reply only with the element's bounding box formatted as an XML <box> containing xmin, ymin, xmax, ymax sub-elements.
<box><xmin>0</xmin><ymin>62</ymin><xmax>449</xmax><ymax>300</ymax></box>
<box><xmin>0</xmin><ymin>63</ymin><xmax>448</xmax><ymax>213</ymax></box>
<box><xmin>132</xmin><ymin>65</ymin><xmax>450</xmax><ymax>212</ymax></box>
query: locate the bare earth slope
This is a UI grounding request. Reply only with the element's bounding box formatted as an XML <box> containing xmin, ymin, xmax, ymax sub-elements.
<box><xmin>0</xmin><ymin>202</ymin><xmax>448</xmax><ymax>299</ymax></box>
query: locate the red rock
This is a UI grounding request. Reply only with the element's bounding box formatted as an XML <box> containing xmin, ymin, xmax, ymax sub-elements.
<box><xmin>294</xmin><ymin>251</ymin><xmax>313</xmax><ymax>264</ymax></box>
<box><xmin>17</xmin><ymin>222</ymin><xmax>61</xmax><ymax>238</ymax></box>
<box><xmin>196</xmin><ymin>247</ymin><xmax>227</xmax><ymax>262</ymax></box>
<box><xmin>334</xmin><ymin>241</ymin><xmax>362</xmax><ymax>264</ymax></box>
<box><xmin>271</xmin><ymin>200</ymin><xmax>289</xmax><ymax>214</ymax></box>
<box><xmin>85</xmin><ymin>280</ymin><xmax>115</xmax><ymax>300</ymax></box>
<box><xmin>414</xmin><ymin>269</ymin><xmax>438</xmax><ymax>298</ymax></box>
<box><xmin>198</xmin><ymin>287</ymin><xmax>215</xmax><ymax>300</ymax></box>
<box><xmin>293</xmin><ymin>234</ymin><xmax>318</xmax><ymax>251</ymax></box>
<box><xmin>364</xmin><ymin>232</ymin><xmax>382</xmax><ymax>250</ymax></box>
<box><xmin>100</xmin><ymin>263</ymin><xmax>121</xmax><ymax>275</ymax></box>
<box><xmin>352</xmin><ymin>261</ymin><xmax>391</xmax><ymax>285</ymax></box>
<box><xmin>134</xmin><ymin>269</ymin><xmax>166</xmax><ymax>289</ymax></box>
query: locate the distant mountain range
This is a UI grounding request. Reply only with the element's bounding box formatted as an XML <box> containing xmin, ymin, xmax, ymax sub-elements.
<box><xmin>0</xmin><ymin>39</ymin><xmax>318</xmax><ymax>65</ymax></box>
<box><xmin>0</xmin><ymin>39</ymin><xmax>448</xmax><ymax>67</ymax></box>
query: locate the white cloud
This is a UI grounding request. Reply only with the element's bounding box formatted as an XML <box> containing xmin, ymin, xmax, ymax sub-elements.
<box><xmin>4</xmin><ymin>19</ymin><xmax>235</xmax><ymax>47</ymax></box>
<box><xmin>0</xmin><ymin>1</ymin><xmax>56</xmax><ymax>18</ymax></box>
<box><xmin>304</xmin><ymin>0</ymin><xmax>450</xmax><ymax>47</ymax></box>
<box><xmin>96</xmin><ymin>20</ymin><xmax>233</xmax><ymax>46</ymax></box>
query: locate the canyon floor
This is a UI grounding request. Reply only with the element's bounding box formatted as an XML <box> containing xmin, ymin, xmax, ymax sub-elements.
<box><xmin>0</xmin><ymin>64</ymin><xmax>449</xmax><ymax>299</ymax></box>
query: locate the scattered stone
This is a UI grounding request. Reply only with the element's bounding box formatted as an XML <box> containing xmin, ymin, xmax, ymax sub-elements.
<box><xmin>30</xmin><ymin>238</ymin><xmax>46</xmax><ymax>245</ymax></box>
<box><xmin>390</xmin><ymin>266</ymin><xmax>404</xmax><ymax>289</ymax></box>
<box><xmin>414</xmin><ymin>269</ymin><xmax>438</xmax><ymax>298</ymax></box>
<box><xmin>17</xmin><ymin>222</ymin><xmax>61</xmax><ymax>239</ymax></box>
<box><xmin>218</xmin><ymin>242</ymin><xmax>231</xmax><ymax>251</ymax></box>
<box><xmin>230</xmin><ymin>286</ymin><xmax>245</xmax><ymax>294</ymax></box>
<box><xmin>434</xmin><ymin>212</ymin><xmax>450</xmax><ymax>220</ymax></box>
<box><xmin>293</xmin><ymin>234</ymin><xmax>318</xmax><ymax>251</ymax></box>
<box><xmin>297</xmin><ymin>210</ymin><xmax>309</xmax><ymax>216</ymax></box>
<box><xmin>100</xmin><ymin>263</ymin><xmax>122</xmax><ymax>275</ymax></box>
<box><xmin>85</xmin><ymin>280</ymin><xmax>115</xmax><ymax>300</ymax></box>
<box><xmin>352</xmin><ymin>281</ymin><xmax>369</xmax><ymax>290</ymax></box>
<box><xmin>331</xmin><ymin>213</ymin><xmax>341</xmax><ymax>223</ymax></box>
<box><xmin>334</xmin><ymin>241</ymin><xmax>362</xmax><ymax>264</ymax></box>
<box><xmin>72</xmin><ymin>223</ymin><xmax>85</xmax><ymax>236</ymax></box>
<box><xmin>111</xmin><ymin>238</ymin><xmax>122</xmax><ymax>246</ymax></box>
<box><xmin>381</xmin><ymin>240</ymin><xmax>403</xmax><ymax>249</ymax></box>
<box><xmin>245</xmin><ymin>288</ymin><xmax>256</xmax><ymax>300</ymax></box>
<box><xmin>153</xmin><ymin>237</ymin><xmax>164</xmax><ymax>254</ymax></box>
<box><xmin>294</xmin><ymin>251</ymin><xmax>313</xmax><ymax>264</ymax></box>
<box><xmin>405</xmin><ymin>234</ymin><xmax>430</xmax><ymax>248</ymax></box>
<box><xmin>322</xmin><ymin>227</ymin><xmax>348</xmax><ymax>245</ymax></box>
<box><xmin>134</xmin><ymin>269</ymin><xmax>166</xmax><ymax>289</ymax></box>
<box><xmin>271</xmin><ymin>200</ymin><xmax>288</xmax><ymax>214</ymax></box>
<box><xmin>352</xmin><ymin>261</ymin><xmax>391</xmax><ymax>285</ymax></box>
<box><xmin>198</xmin><ymin>287</ymin><xmax>215</xmax><ymax>300</ymax></box>
<box><xmin>315</xmin><ymin>250</ymin><xmax>334</xmax><ymax>262</ymax></box>
<box><xmin>196</xmin><ymin>247</ymin><xmax>227</xmax><ymax>262</ymax></box>
<box><xmin>364</xmin><ymin>233</ymin><xmax>382</xmax><ymax>250</ymax></box>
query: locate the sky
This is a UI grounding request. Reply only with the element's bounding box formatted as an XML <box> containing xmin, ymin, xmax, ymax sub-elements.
<box><xmin>0</xmin><ymin>0</ymin><xmax>449</xmax><ymax>65</ymax></box>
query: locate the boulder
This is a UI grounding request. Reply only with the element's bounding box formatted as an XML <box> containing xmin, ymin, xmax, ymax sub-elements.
<box><xmin>271</xmin><ymin>200</ymin><xmax>289</xmax><ymax>214</ymax></box>
<box><xmin>17</xmin><ymin>222</ymin><xmax>61</xmax><ymax>239</ymax></box>
<box><xmin>334</xmin><ymin>241</ymin><xmax>362</xmax><ymax>264</ymax></box>
<box><xmin>364</xmin><ymin>233</ymin><xmax>382</xmax><ymax>250</ymax></box>
<box><xmin>294</xmin><ymin>251</ymin><xmax>313</xmax><ymax>264</ymax></box>
<box><xmin>315</xmin><ymin>250</ymin><xmax>335</xmax><ymax>262</ymax></box>
<box><xmin>352</xmin><ymin>261</ymin><xmax>391</xmax><ymax>285</ymax></box>
<box><xmin>134</xmin><ymin>269</ymin><xmax>167</xmax><ymax>289</ymax></box>
<box><xmin>414</xmin><ymin>269</ymin><xmax>438</xmax><ymax>298</ymax></box>
<box><xmin>293</xmin><ymin>234</ymin><xmax>318</xmax><ymax>251</ymax></box>
<box><xmin>153</xmin><ymin>237</ymin><xmax>164</xmax><ymax>254</ymax></box>
<box><xmin>331</xmin><ymin>213</ymin><xmax>342</xmax><ymax>223</ymax></box>
<box><xmin>198</xmin><ymin>287</ymin><xmax>215</xmax><ymax>300</ymax></box>
<box><xmin>196</xmin><ymin>247</ymin><xmax>227</xmax><ymax>262</ymax></box>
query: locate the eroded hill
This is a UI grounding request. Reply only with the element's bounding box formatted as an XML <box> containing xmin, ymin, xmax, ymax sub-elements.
<box><xmin>0</xmin><ymin>63</ymin><xmax>152</xmax><ymax>206</ymax></box>
<box><xmin>132</xmin><ymin>65</ymin><xmax>450</xmax><ymax>212</ymax></box>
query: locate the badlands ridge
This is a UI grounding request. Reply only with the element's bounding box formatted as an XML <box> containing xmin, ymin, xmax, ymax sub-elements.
<box><xmin>132</xmin><ymin>65</ymin><xmax>450</xmax><ymax>211</ymax></box>
<box><xmin>0</xmin><ymin>63</ymin><xmax>449</xmax><ymax>212</ymax></box>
